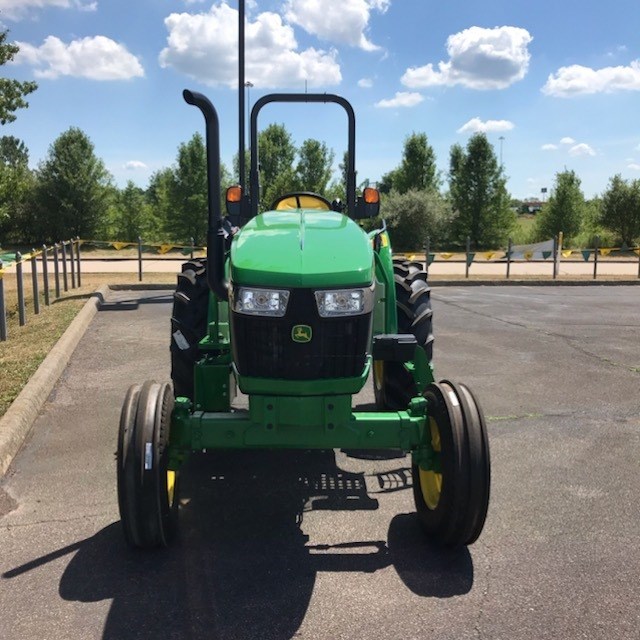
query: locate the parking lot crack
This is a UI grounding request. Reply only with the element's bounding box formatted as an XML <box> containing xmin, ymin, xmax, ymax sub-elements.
<box><xmin>0</xmin><ymin>512</ymin><xmax>110</xmax><ymax>531</ymax></box>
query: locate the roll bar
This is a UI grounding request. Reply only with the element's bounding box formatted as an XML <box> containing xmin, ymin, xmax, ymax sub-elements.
<box><xmin>249</xmin><ymin>93</ymin><xmax>356</xmax><ymax>219</ymax></box>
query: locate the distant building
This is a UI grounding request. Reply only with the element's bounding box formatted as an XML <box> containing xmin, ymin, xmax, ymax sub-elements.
<box><xmin>521</xmin><ymin>200</ymin><xmax>544</xmax><ymax>214</ymax></box>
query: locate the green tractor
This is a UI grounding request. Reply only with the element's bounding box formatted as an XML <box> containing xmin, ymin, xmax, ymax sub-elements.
<box><xmin>116</xmin><ymin>8</ymin><xmax>490</xmax><ymax>551</ymax></box>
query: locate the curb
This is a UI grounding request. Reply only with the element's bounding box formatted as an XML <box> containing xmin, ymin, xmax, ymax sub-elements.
<box><xmin>109</xmin><ymin>283</ymin><xmax>174</xmax><ymax>290</ymax></box>
<box><xmin>0</xmin><ymin>286</ymin><xmax>108</xmax><ymax>478</ymax></box>
<box><xmin>429</xmin><ymin>279</ymin><xmax>640</xmax><ymax>287</ymax></box>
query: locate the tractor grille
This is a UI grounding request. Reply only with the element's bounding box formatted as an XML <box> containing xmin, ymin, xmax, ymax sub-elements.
<box><xmin>231</xmin><ymin>288</ymin><xmax>371</xmax><ymax>380</ymax></box>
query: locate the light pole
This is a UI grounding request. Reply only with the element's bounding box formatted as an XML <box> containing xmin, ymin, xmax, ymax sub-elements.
<box><xmin>499</xmin><ymin>135</ymin><xmax>505</xmax><ymax>168</ymax></box>
<box><xmin>244</xmin><ymin>80</ymin><xmax>253</xmax><ymax>133</ymax></box>
<box><xmin>244</xmin><ymin>81</ymin><xmax>253</xmax><ymax>178</ymax></box>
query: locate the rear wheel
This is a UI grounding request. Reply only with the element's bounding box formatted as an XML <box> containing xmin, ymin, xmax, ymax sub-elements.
<box><xmin>374</xmin><ymin>258</ymin><xmax>434</xmax><ymax>410</ymax></box>
<box><xmin>117</xmin><ymin>381</ymin><xmax>179</xmax><ymax>549</ymax></box>
<box><xmin>170</xmin><ymin>259</ymin><xmax>209</xmax><ymax>400</ymax></box>
<box><xmin>412</xmin><ymin>381</ymin><xmax>490</xmax><ymax>547</ymax></box>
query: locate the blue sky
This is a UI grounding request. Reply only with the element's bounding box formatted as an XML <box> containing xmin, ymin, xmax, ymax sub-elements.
<box><xmin>3</xmin><ymin>0</ymin><xmax>640</xmax><ymax>200</ymax></box>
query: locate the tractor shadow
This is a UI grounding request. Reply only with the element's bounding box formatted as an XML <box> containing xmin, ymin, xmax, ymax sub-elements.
<box><xmin>3</xmin><ymin>450</ymin><xmax>473</xmax><ymax>640</ymax></box>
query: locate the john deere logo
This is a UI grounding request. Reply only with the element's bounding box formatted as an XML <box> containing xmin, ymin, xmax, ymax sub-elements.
<box><xmin>292</xmin><ymin>325</ymin><xmax>312</xmax><ymax>343</ymax></box>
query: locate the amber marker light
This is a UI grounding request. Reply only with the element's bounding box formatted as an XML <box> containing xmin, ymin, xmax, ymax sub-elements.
<box><xmin>363</xmin><ymin>187</ymin><xmax>379</xmax><ymax>204</ymax></box>
<box><xmin>227</xmin><ymin>185</ymin><xmax>242</xmax><ymax>202</ymax></box>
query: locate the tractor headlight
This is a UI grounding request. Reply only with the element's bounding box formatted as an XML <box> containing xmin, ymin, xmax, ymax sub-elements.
<box><xmin>234</xmin><ymin>287</ymin><xmax>290</xmax><ymax>317</ymax></box>
<box><xmin>314</xmin><ymin>287</ymin><xmax>373</xmax><ymax>317</ymax></box>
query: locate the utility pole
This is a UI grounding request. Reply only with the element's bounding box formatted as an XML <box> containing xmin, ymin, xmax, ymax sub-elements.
<box><xmin>245</xmin><ymin>80</ymin><xmax>253</xmax><ymax>140</ymax></box>
<box><xmin>499</xmin><ymin>136</ymin><xmax>505</xmax><ymax>168</ymax></box>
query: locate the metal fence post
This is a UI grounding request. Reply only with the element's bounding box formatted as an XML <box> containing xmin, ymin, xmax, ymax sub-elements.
<box><xmin>593</xmin><ymin>236</ymin><xmax>599</xmax><ymax>280</ymax></box>
<box><xmin>190</xmin><ymin>237</ymin><xmax>195</xmax><ymax>260</ymax></box>
<box><xmin>31</xmin><ymin>251</ymin><xmax>40</xmax><ymax>315</ymax></box>
<box><xmin>555</xmin><ymin>231</ymin><xmax>563</xmax><ymax>280</ymax></box>
<box><xmin>61</xmin><ymin>241</ymin><xmax>69</xmax><ymax>292</ymax></box>
<box><xmin>424</xmin><ymin>236</ymin><xmax>430</xmax><ymax>277</ymax></box>
<box><xmin>76</xmin><ymin>237</ymin><xmax>82</xmax><ymax>287</ymax></box>
<box><xmin>53</xmin><ymin>243</ymin><xmax>61</xmax><ymax>299</ymax></box>
<box><xmin>138</xmin><ymin>236</ymin><xmax>143</xmax><ymax>282</ymax></box>
<box><xmin>552</xmin><ymin>235</ymin><xmax>558</xmax><ymax>280</ymax></box>
<box><xmin>465</xmin><ymin>236</ymin><xmax>471</xmax><ymax>279</ymax></box>
<box><xmin>506</xmin><ymin>238</ymin><xmax>512</xmax><ymax>279</ymax></box>
<box><xmin>69</xmin><ymin>238</ymin><xmax>76</xmax><ymax>289</ymax></box>
<box><xmin>0</xmin><ymin>260</ymin><xmax>7</xmax><ymax>341</ymax></box>
<box><xmin>16</xmin><ymin>252</ymin><xmax>26</xmax><ymax>326</ymax></box>
<box><xmin>42</xmin><ymin>245</ymin><xmax>50</xmax><ymax>306</ymax></box>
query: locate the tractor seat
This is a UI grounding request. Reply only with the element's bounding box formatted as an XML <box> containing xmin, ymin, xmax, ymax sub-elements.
<box><xmin>272</xmin><ymin>192</ymin><xmax>332</xmax><ymax>211</ymax></box>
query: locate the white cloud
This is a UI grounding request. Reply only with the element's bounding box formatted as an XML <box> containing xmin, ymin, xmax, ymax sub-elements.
<box><xmin>541</xmin><ymin>143</ymin><xmax>558</xmax><ymax>151</ymax></box>
<box><xmin>0</xmin><ymin>0</ymin><xmax>96</xmax><ymax>20</ymax></box>
<box><xmin>15</xmin><ymin>36</ymin><xmax>144</xmax><ymax>80</ymax></box>
<box><xmin>358</xmin><ymin>77</ymin><xmax>373</xmax><ymax>88</ymax></box>
<box><xmin>628</xmin><ymin>163</ymin><xmax>640</xmax><ymax>171</ymax></box>
<box><xmin>542</xmin><ymin>60</ymin><xmax>640</xmax><ymax>96</ymax></box>
<box><xmin>159</xmin><ymin>4</ymin><xmax>341</xmax><ymax>88</ymax></box>
<box><xmin>375</xmin><ymin>91</ymin><xmax>423</xmax><ymax>108</ymax></box>
<box><xmin>123</xmin><ymin>160</ymin><xmax>148</xmax><ymax>171</ymax></box>
<box><xmin>457</xmin><ymin>117</ymin><xmax>514</xmax><ymax>134</ymax></box>
<box><xmin>569</xmin><ymin>143</ymin><xmax>596</xmax><ymax>157</ymax></box>
<box><xmin>560</xmin><ymin>137</ymin><xmax>576</xmax><ymax>145</ymax></box>
<box><xmin>401</xmin><ymin>26</ymin><xmax>532</xmax><ymax>90</ymax></box>
<box><xmin>284</xmin><ymin>0</ymin><xmax>389</xmax><ymax>51</ymax></box>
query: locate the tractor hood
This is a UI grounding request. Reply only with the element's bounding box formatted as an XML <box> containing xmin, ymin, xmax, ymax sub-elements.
<box><xmin>230</xmin><ymin>210</ymin><xmax>374</xmax><ymax>288</ymax></box>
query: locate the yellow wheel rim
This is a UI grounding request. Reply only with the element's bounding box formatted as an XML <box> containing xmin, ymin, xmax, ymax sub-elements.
<box><xmin>419</xmin><ymin>417</ymin><xmax>442</xmax><ymax>510</ymax></box>
<box><xmin>373</xmin><ymin>360</ymin><xmax>384</xmax><ymax>391</ymax></box>
<box><xmin>167</xmin><ymin>470</ymin><xmax>176</xmax><ymax>506</ymax></box>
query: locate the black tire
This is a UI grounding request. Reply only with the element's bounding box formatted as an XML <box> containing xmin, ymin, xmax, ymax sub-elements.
<box><xmin>412</xmin><ymin>381</ymin><xmax>490</xmax><ymax>548</ymax></box>
<box><xmin>374</xmin><ymin>258</ymin><xmax>434</xmax><ymax>410</ymax></box>
<box><xmin>170</xmin><ymin>259</ymin><xmax>209</xmax><ymax>400</ymax></box>
<box><xmin>117</xmin><ymin>381</ymin><xmax>179</xmax><ymax>549</ymax></box>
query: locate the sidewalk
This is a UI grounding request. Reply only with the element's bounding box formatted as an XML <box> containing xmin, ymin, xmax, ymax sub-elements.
<box><xmin>3</xmin><ymin>257</ymin><xmax>640</xmax><ymax>278</ymax></box>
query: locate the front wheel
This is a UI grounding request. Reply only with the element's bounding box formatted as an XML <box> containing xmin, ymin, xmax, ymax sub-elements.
<box><xmin>117</xmin><ymin>381</ymin><xmax>179</xmax><ymax>549</ymax></box>
<box><xmin>412</xmin><ymin>381</ymin><xmax>490</xmax><ymax>547</ymax></box>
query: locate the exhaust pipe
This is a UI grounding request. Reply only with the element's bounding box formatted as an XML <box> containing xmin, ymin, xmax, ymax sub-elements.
<box><xmin>182</xmin><ymin>89</ymin><xmax>228</xmax><ymax>301</ymax></box>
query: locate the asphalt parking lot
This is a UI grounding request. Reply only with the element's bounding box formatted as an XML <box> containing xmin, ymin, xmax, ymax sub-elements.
<box><xmin>1</xmin><ymin>285</ymin><xmax>639</xmax><ymax>640</ymax></box>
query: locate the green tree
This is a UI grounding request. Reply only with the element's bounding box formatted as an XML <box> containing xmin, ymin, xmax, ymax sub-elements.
<box><xmin>0</xmin><ymin>136</ymin><xmax>34</xmax><ymax>242</ymax></box>
<box><xmin>448</xmin><ymin>133</ymin><xmax>514</xmax><ymax>249</ymax></box>
<box><xmin>146</xmin><ymin>167</ymin><xmax>174</xmax><ymax>236</ymax></box>
<box><xmin>534</xmin><ymin>170</ymin><xmax>585</xmax><ymax>242</ymax></box>
<box><xmin>379</xmin><ymin>133</ymin><xmax>439</xmax><ymax>195</ymax></box>
<box><xmin>256</xmin><ymin>123</ymin><xmax>298</xmax><ymax>209</ymax></box>
<box><xmin>0</xmin><ymin>30</ymin><xmax>38</xmax><ymax>125</ymax></box>
<box><xmin>325</xmin><ymin>150</ymin><xmax>350</xmax><ymax>203</ymax></box>
<box><xmin>295</xmin><ymin>138</ymin><xmax>334</xmax><ymax>195</ymax></box>
<box><xmin>378</xmin><ymin>168</ymin><xmax>397</xmax><ymax>195</ymax></box>
<box><xmin>599</xmin><ymin>175</ymin><xmax>640</xmax><ymax>246</ymax></box>
<box><xmin>163</xmin><ymin>133</ymin><xmax>209</xmax><ymax>245</ymax></box>
<box><xmin>110</xmin><ymin>180</ymin><xmax>154</xmax><ymax>241</ymax></box>
<box><xmin>381</xmin><ymin>189</ymin><xmax>454</xmax><ymax>251</ymax></box>
<box><xmin>33</xmin><ymin>128</ymin><xmax>111</xmax><ymax>242</ymax></box>
<box><xmin>393</xmin><ymin>132</ymin><xmax>439</xmax><ymax>193</ymax></box>
<box><xmin>0</xmin><ymin>135</ymin><xmax>28</xmax><ymax>167</ymax></box>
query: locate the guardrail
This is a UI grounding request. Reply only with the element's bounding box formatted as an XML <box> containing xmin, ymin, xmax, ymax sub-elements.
<box><xmin>2</xmin><ymin>233</ymin><xmax>639</xmax><ymax>343</ymax></box>
<box><xmin>0</xmin><ymin>238</ymin><xmax>81</xmax><ymax>342</ymax></box>
<box><xmin>404</xmin><ymin>235</ymin><xmax>640</xmax><ymax>280</ymax></box>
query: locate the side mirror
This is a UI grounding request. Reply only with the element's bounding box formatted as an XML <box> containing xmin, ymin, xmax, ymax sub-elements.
<box><xmin>354</xmin><ymin>187</ymin><xmax>380</xmax><ymax>219</ymax></box>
